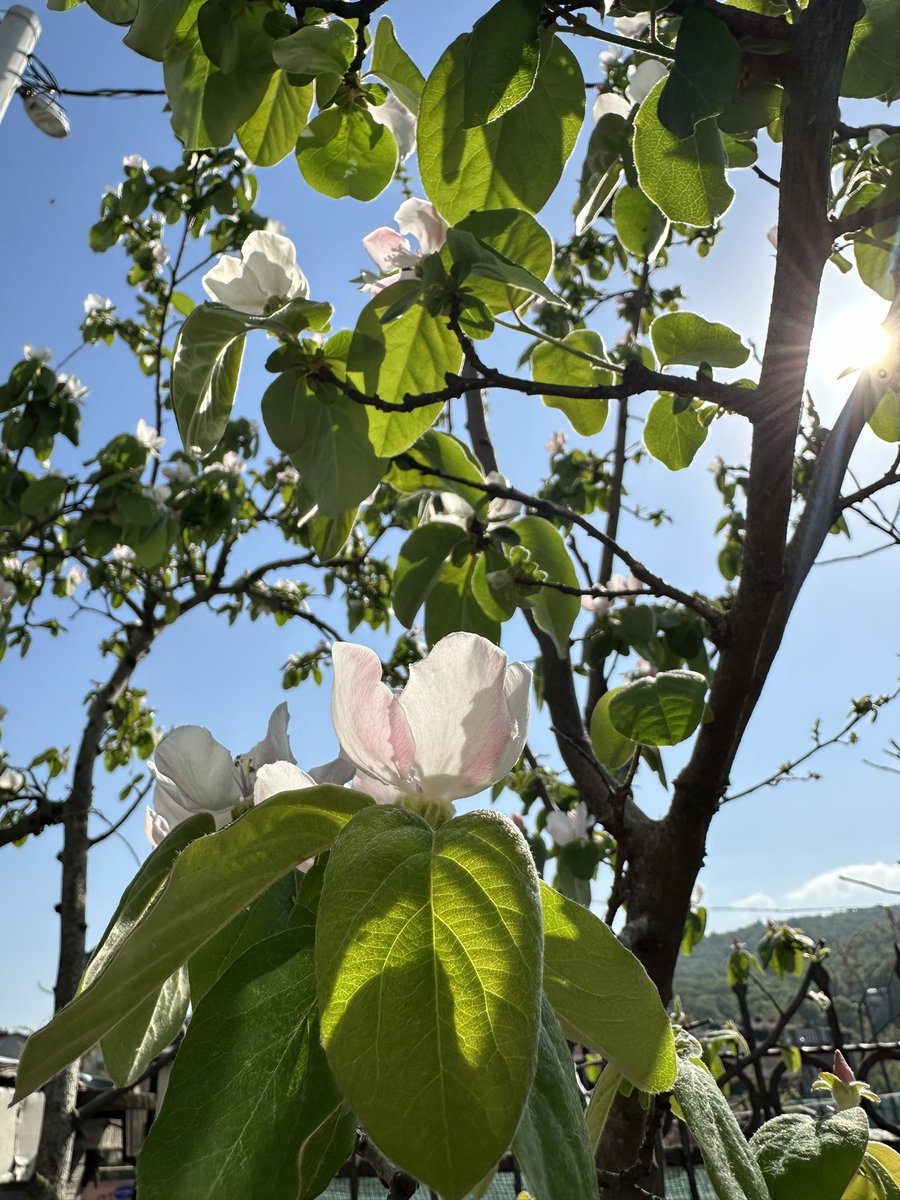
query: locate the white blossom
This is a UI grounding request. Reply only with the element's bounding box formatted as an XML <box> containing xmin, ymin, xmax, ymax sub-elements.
<box><xmin>202</xmin><ymin>230</ymin><xmax>309</xmax><ymax>316</ymax></box>
<box><xmin>162</xmin><ymin>460</ymin><xmax>193</xmax><ymax>484</ymax></box>
<box><xmin>626</xmin><ymin>59</ymin><xmax>668</xmax><ymax>106</ymax></box>
<box><xmin>23</xmin><ymin>345</ymin><xmax>52</xmax><ymax>364</ymax></box>
<box><xmin>370</xmin><ymin>92</ymin><xmax>417</xmax><ymax>162</ymax></box>
<box><xmin>83</xmin><ymin>293</ymin><xmax>113</xmax><ymax>316</ymax></box>
<box><xmin>58</xmin><ymin>374</ymin><xmax>88</xmax><ymax>401</ymax></box>
<box><xmin>67</xmin><ymin>565</ymin><xmax>86</xmax><ymax>588</ymax></box>
<box><xmin>545</xmin><ymin>431</ymin><xmax>567</xmax><ymax>455</ymax></box>
<box><xmin>0</xmin><ymin>767</ymin><xmax>25</xmax><ymax>793</ymax></box>
<box><xmin>136</xmin><ymin>419</ymin><xmax>165</xmax><ymax>457</ymax></box>
<box><xmin>546</xmin><ymin>801</ymin><xmax>591</xmax><ymax>846</ymax></box>
<box><xmin>0</xmin><ymin>579</ymin><xmax>16</xmax><ymax>606</ymax></box>
<box><xmin>148</xmin><ymin>239</ymin><xmax>169</xmax><ymax>267</ymax></box>
<box><xmin>122</xmin><ymin>154</ymin><xmax>149</xmax><ymax>171</ymax></box>
<box><xmin>614</xmin><ymin>14</ymin><xmax>650</xmax><ymax>38</ymax></box>
<box><xmin>332</xmin><ymin>632</ymin><xmax>531</xmax><ymax>811</ymax></box>
<box><xmin>361</xmin><ymin>198</ymin><xmax>447</xmax><ymax>294</ymax></box>
<box><xmin>112</xmin><ymin>544</ymin><xmax>135</xmax><ymax>562</ymax></box>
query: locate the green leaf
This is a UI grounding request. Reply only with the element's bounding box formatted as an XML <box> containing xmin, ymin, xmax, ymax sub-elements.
<box><xmin>14</xmin><ymin>787</ymin><xmax>371</xmax><ymax>1101</ymax></box>
<box><xmin>201</xmin><ymin>68</ymin><xmax>270</xmax><ymax>146</ymax></box>
<box><xmin>657</xmin><ymin>8</ymin><xmax>741</xmax><ymax>139</ymax></box>
<box><xmin>419</xmin><ymin>34</ymin><xmax>584</xmax><ymax>224</ymax></box>
<box><xmin>317</xmin><ymin>806</ymin><xmax>543</xmax><ymax>1200</ymax></box>
<box><xmin>608</xmin><ymin>670</ymin><xmax>708</xmax><ymax>747</ymax></box>
<box><xmin>139</xmin><ymin>929</ymin><xmax>354</xmax><ymax>1200</ymax></box>
<box><xmin>651</xmin><ymin>311</ymin><xmax>749</xmax><ymax>369</ymax></box>
<box><xmin>446</xmin><ymin>227</ymin><xmax>560</xmax><ymax>305</ymax></box>
<box><xmin>575</xmin><ymin>112</ymin><xmax>629</xmax><ymax>235</ymax></box>
<box><xmin>369</xmin><ymin>16</ymin><xmax>425</xmax><ymax>114</ymax></box>
<box><xmin>296</xmin><ymin>102</ymin><xmax>397</xmax><ymax>201</ymax></box>
<box><xmin>585</xmin><ymin>1066</ymin><xmax>623</xmax><ymax>1154</ymax></box>
<box><xmin>392</xmin><ymin>430</ymin><xmax>488</xmax><ymax>515</ymax></box>
<box><xmin>125</xmin><ymin>0</ymin><xmax>190</xmax><ymax>61</ymax></box>
<box><xmin>163</xmin><ymin>2</ymin><xmax>216</xmax><ymax>147</ymax></box>
<box><xmin>634</xmin><ymin>79</ymin><xmax>734</xmax><ymax>227</ymax></box>
<box><xmin>348</xmin><ymin>283</ymin><xmax>462</xmax><ymax>455</ymax></box>
<box><xmin>272</xmin><ymin>19</ymin><xmax>356</xmax><ymax>76</ymax></box>
<box><xmin>188</xmin><ymin>872</ymin><xmax>298</xmax><ymax>1006</ymax></box>
<box><xmin>197</xmin><ymin>0</ymin><xmax>277</xmax><ymax>74</ymax></box>
<box><xmin>19</xmin><ymin>475</ymin><xmax>67</xmax><ymax>518</ymax></box>
<box><xmin>454</xmin><ymin>208</ymin><xmax>554</xmax><ymax>314</ymax></box>
<box><xmin>512</xmin><ymin>993</ymin><xmax>599</xmax><ymax>1200</ymax></box>
<box><xmin>540</xmin><ymin>882</ymin><xmax>676</xmax><ymax>1093</ymax></box>
<box><xmin>644</xmin><ymin>395</ymin><xmax>709</xmax><ymax>470</ymax></box>
<box><xmin>425</xmin><ymin>552</ymin><xmax>501</xmax><ymax>644</ymax></box>
<box><xmin>238</xmin><ymin>71</ymin><xmax>313</xmax><ymax>166</ymax></box>
<box><xmin>171</xmin><ymin>305</ymin><xmax>247</xmax><ymax>455</ymax></box>
<box><xmin>100</xmin><ymin>967</ymin><xmax>188</xmax><ymax>1086</ymax></box>
<box><xmin>462</xmin><ymin>0</ymin><xmax>544</xmax><ymax>127</ymax></box>
<box><xmin>750</xmin><ymin>1108</ymin><xmax>869</xmax><ymax>1200</ymax></box>
<box><xmin>511</xmin><ymin>516</ymin><xmax>580</xmax><ymax>657</ymax></box>
<box><xmin>393</xmin><ymin>522</ymin><xmax>470</xmax><ymax>627</ymax></box>
<box><xmin>722</xmin><ymin>135</ymin><xmax>758</xmax><ymax>170</ymax></box>
<box><xmin>613</xmin><ymin>185</ymin><xmax>669</xmax><ymax>260</ymax></box>
<box><xmin>531</xmin><ymin>330</ymin><xmax>612</xmax><ymax>435</ymax></box>
<box><xmin>717</xmin><ymin>82</ymin><xmax>783</xmax><ymax>139</ymax></box>
<box><xmin>673</xmin><ymin>1035</ymin><xmax>771</xmax><ymax>1200</ymax></box>
<box><xmin>589</xmin><ymin>689</ymin><xmax>636</xmax><ymax>771</ymax></box>
<box><xmin>262</xmin><ymin>371</ymin><xmax>386</xmax><ymax>515</ymax></box>
<box><xmin>842</xmin><ymin>0</ymin><xmax>900</xmax><ymax>101</ymax></box>
<box><xmin>86</xmin><ymin>0</ymin><xmax>137</xmax><ymax>23</ymax></box>
<box><xmin>869</xmin><ymin>391</ymin><xmax>900</xmax><ymax>442</ymax></box>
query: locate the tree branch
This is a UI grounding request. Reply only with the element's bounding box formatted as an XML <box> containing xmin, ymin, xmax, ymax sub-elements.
<box><xmin>831</xmin><ymin>193</ymin><xmax>900</xmax><ymax>237</ymax></box>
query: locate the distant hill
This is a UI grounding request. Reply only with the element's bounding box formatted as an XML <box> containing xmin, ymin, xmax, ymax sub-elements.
<box><xmin>674</xmin><ymin>906</ymin><xmax>900</xmax><ymax>1038</ymax></box>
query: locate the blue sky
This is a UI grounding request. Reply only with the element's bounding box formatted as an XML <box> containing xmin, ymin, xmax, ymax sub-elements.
<box><xmin>1</xmin><ymin>0</ymin><xmax>898</xmax><ymax>1030</ymax></box>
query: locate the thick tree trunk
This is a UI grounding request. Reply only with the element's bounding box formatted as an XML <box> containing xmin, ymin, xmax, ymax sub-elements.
<box><xmin>34</xmin><ymin>622</ymin><xmax>157</xmax><ymax>1198</ymax></box>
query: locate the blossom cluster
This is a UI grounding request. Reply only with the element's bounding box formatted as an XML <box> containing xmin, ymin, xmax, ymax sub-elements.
<box><xmin>144</xmin><ymin>633</ymin><xmax>532</xmax><ymax>853</ymax></box>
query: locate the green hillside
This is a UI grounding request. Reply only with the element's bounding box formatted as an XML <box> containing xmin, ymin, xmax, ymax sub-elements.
<box><xmin>674</xmin><ymin>906</ymin><xmax>900</xmax><ymax>1037</ymax></box>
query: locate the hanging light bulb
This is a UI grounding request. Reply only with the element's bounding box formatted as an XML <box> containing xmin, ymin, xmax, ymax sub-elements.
<box><xmin>18</xmin><ymin>86</ymin><xmax>69</xmax><ymax>137</ymax></box>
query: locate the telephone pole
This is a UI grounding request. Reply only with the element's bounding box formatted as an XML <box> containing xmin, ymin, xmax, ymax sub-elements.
<box><xmin>0</xmin><ymin>5</ymin><xmax>41</xmax><ymax>129</ymax></box>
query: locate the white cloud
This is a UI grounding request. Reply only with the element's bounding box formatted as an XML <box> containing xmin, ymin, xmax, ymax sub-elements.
<box><xmin>731</xmin><ymin>891</ymin><xmax>778</xmax><ymax>911</ymax></box>
<box><xmin>785</xmin><ymin>861</ymin><xmax>900</xmax><ymax>906</ymax></box>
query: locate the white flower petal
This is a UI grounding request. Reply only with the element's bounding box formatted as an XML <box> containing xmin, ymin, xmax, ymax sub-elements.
<box><xmin>331</xmin><ymin>643</ymin><xmax>416</xmax><ymax>790</ymax></box>
<box><xmin>626</xmin><ymin>59</ymin><xmax>668</xmax><ymax>106</ymax></box>
<box><xmin>147</xmin><ymin>782</ymin><xmax>193</xmax><ymax>831</ymax></box>
<box><xmin>593</xmin><ymin>92</ymin><xmax>632</xmax><ymax>122</ymax></box>
<box><xmin>242</xmin><ymin>230</ymin><xmax>309</xmax><ymax>303</ymax></box>
<box><xmin>394</xmin><ymin>198</ymin><xmax>447</xmax><ymax>257</ymax></box>
<box><xmin>144</xmin><ymin>807</ymin><xmax>171</xmax><ymax>848</ymax></box>
<box><xmin>398</xmin><ymin>632</ymin><xmax>527</xmax><ymax>800</ymax></box>
<box><xmin>614</xmin><ymin>14</ymin><xmax>650</xmax><ymax>38</ymax></box>
<box><xmin>350</xmin><ymin>770</ymin><xmax>405</xmax><ymax>805</ymax></box>
<box><xmin>252</xmin><ymin>760</ymin><xmax>316</xmax><ymax>804</ymax></box>
<box><xmin>545</xmin><ymin>810</ymin><xmax>579</xmax><ymax>846</ymax></box>
<box><xmin>494</xmin><ymin>660</ymin><xmax>532</xmax><ymax>779</ymax></box>
<box><xmin>370</xmin><ymin>93</ymin><xmax>417</xmax><ymax>162</ymax></box>
<box><xmin>362</xmin><ymin>228</ymin><xmax>419</xmax><ymax>274</ymax></box>
<box><xmin>309</xmin><ymin>753</ymin><xmax>356</xmax><ymax>785</ymax></box>
<box><xmin>149</xmin><ymin>725</ymin><xmax>242</xmax><ymax>813</ymax></box>
<box><xmin>202</xmin><ymin>255</ymin><xmax>268</xmax><ymax>314</ymax></box>
<box><xmin>247</xmin><ymin>702</ymin><xmax>295</xmax><ymax>770</ymax></box>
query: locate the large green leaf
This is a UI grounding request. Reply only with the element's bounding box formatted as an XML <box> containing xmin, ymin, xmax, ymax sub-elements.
<box><xmin>511</xmin><ymin>516</ymin><xmax>580</xmax><ymax>657</ymax></box>
<box><xmin>369</xmin><ymin>16</ymin><xmax>425</xmax><ymax>113</ymax></box>
<box><xmin>446</xmin><ymin>227</ymin><xmax>560</xmax><ymax>305</ymax></box>
<box><xmin>296</xmin><ymin>103</ymin><xmax>397</xmax><ymax>201</ymax></box>
<box><xmin>575</xmin><ymin>112</ymin><xmax>629</xmax><ymax>235</ymax></box>
<box><xmin>393</xmin><ymin>522</ymin><xmax>470</xmax><ymax>627</ymax></box>
<box><xmin>197</xmin><ymin>0</ymin><xmax>276</xmax><ymax>74</ymax></box>
<box><xmin>589</xmin><ymin>689</ymin><xmax>636</xmax><ymax>772</ymax></box>
<box><xmin>238</xmin><ymin>71</ymin><xmax>313</xmax><ymax>166</ymax></box>
<box><xmin>317</xmin><ymin>806</ymin><xmax>543</xmax><ymax>1200</ymax></box>
<box><xmin>531</xmin><ymin>330</ymin><xmax>612</xmax><ymax>435</ymax></box>
<box><xmin>842</xmin><ymin>0</ymin><xmax>900</xmax><ymax>101</ymax></box>
<box><xmin>673</xmin><ymin>1035</ymin><xmax>771</xmax><ymax>1200</ymax></box>
<box><xmin>272</xmin><ymin>19</ymin><xmax>355</xmax><ymax>76</ymax></box>
<box><xmin>540</xmin><ymin>882</ymin><xmax>675</xmax><ymax>1093</ymax></box>
<box><xmin>513</xmin><ymin>993</ymin><xmax>598</xmax><ymax>1200</ymax></box>
<box><xmin>585</xmin><ymin>1065</ymin><xmax>623</xmax><ymax>1154</ymax></box>
<box><xmin>100</xmin><ymin>967</ymin><xmax>188</xmax><ymax>1086</ymax></box>
<box><xmin>750</xmin><ymin>1108</ymin><xmax>869</xmax><ymax>1200</ymax></box>
<box><xmin>425</xmin><ymin>551</ymin><xmax>502</xmax><ymax>645</ymax></box>
<box><xmin>869</xmin><ymin>391</ymin><xmax>900</xmax><ymax>442</ymax></box>
<box><xmin>462</xmin><ymin>0</ymin><xmax>544</xmax><ymax>127</ymax></box>
<box><xmin>163</xmin><ymin>1</ymin><xmax>216</xmax><ymax>147</ymax></box>
<box><xmin>188</xmin><ymin>872</ymin><xmax>298</xmax><ymax>1006</ymax></box>
<box><xmin>202</xmin><ymin>68</ymin><xmax>270</xmax><ymax>147</ymax></box>
<box><xmin>608</xmin><ymin>670</ymin><xmax>708</xmax><ymax>747</ymax></box>
<box><xmin>651</xmin><ymin>311</ymin><xmax>749</xmax><ymax>369</ymax></box>
<box><xmin>634</xmin><ymin>79</ymin><xmax>734</xmax><ymax>227</ymax></box>
<box><xmin>348</xmin><ymin>283</ymin><xmax>462</xmax><ymax>455</ymax></box>
<box><xmin>391</xmin><ymin>429</ymin><xmax>488</xmax><ymax>515</ymax></box>
<box><xmin>139</xmin><ymin>929</ymin><xmax>354</xmax><ymax>1200</ymax></box>
<box><xmin>419</xmin><ymin>33</ymin><xmax>584</xmax><ymax>224</ymax></box>
<box><xmin>613</xmin><ymin>185</ymin><xmax>669</xmax><ymax>260</ymax></box>
<box><xmin>643</xmin><ymin>395</ymin><xmax>709</xmax><ymax>470</ymax></box>
<box><xmin>14</xmin><ymin>787</ymin><xmax>371</xmax><ymax>1101</ymax></box>
<box><xmin>124</xmin><ymin>0</ymin><xmax>189</xmax><ymax>60</ymax></box>
<box><xmin>454</xmin><ymin>208</ymin><xmax>553</xmax><ymax>314</ymax></box>
<box><xmin>171</xmin><ymin>305</ymin><xmax>247</xmax><ymax>455</ymax></box>
<box><xmin>657</xmin><ymin>8</ymin><xmax>741</xmax><ymax>139</ymax></box>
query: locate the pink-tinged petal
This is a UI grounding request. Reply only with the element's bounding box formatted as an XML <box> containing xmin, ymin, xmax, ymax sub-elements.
<box><xmin>362</xmin><ymin>227</ymin><xmax>418</xmax><ymax>273</ymax></box>
<box><xmin>398</xmin><ymin>632</ymin><xmax>523</xmax><ymax>800</ymax></box>
<box><xmin>309</xmin><ymin>753</ymin><xmax>356</xmax><ymax>785</ymax></box>
<box><xmin>370</xmin><ymin>93</ymin><xmax>417</xmax><ymax>162</ymax></box>
<box><xmin>253</xmin><ymin>760</ymin><xmax>316</xmax><ymax>804</ymax></box>
<box><xmin>395</xmin><ymin>198</ymin><xmax>446</xmax><ymax>257</ymax></box>
<box><xmin>351</xmin><ymin>770</ymin><xmax>405</xmax><ymax>805</ymax></box>
<box><xmin>331</xmin><ymin>643</ymin><xmax>416</xmax><ymax>789</ymax></box>
<box><xmin>248</xmin><ymin>702</ymin><xmax>295</xmax><ymax>769</ymax></box>
<box><xmin>149</xmin><ymin>725</ymin><xmax>242</xmax><ymax>813</ymax></box>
